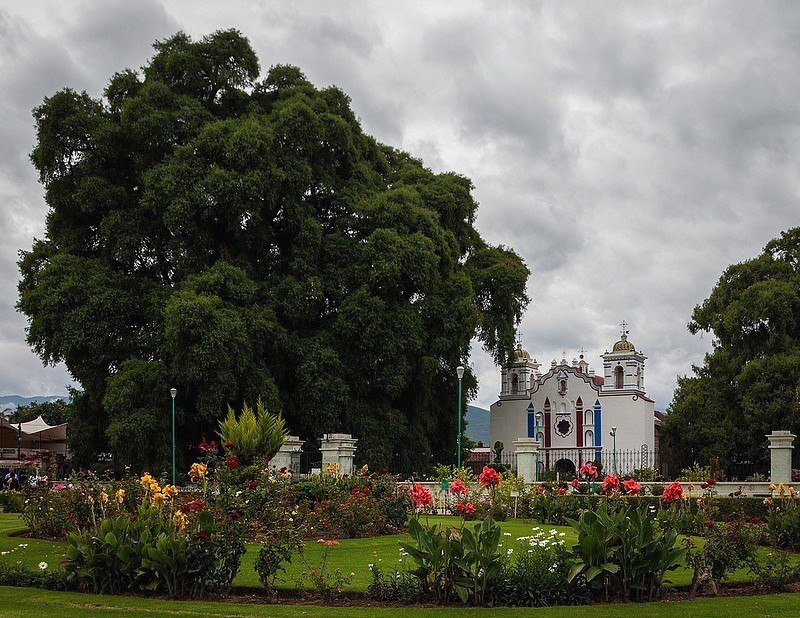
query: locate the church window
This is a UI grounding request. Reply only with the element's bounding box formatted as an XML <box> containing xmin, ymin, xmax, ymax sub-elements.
<box><xmin>511</xmin><ymin>373</ymin><xmax>519</xmax><ymax>392</ymax></box>
<box><xmin>584</xmin><ymin>410</ymin><xmax>593</xmax><ymax>425</ymax></box>
<box><xmin>555</xmin><ymin>418</ymin><xmax>573</xmax><ymax>437</ymax></box>
<box><xmin>614</xmin><ymin>366</ymin><xmax>624</xmax><ymax>389</ymax></box>
<box><xmin>585</xmin><ymin>430</ymin><xmax>594</xmax><ymax>445</ymax></box>
<box><xmin>559</xmin><ymin>379</ymin><xmax>567</xmax><ymax>394</ymax></box>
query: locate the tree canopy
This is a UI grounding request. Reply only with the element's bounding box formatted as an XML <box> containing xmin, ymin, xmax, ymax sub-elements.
<box><xmin>662</xmin><ymin>228</ymin><xmax>800</xmax><ymax>474</ymax></box>
<box><xmin>18</xmin><ymin>30</ymin><xmax>529</xmax><ymax>474</ymax></box>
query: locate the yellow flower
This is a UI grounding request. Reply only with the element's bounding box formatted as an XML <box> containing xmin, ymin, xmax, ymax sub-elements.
<box><xmin>172</xmin><ymin>511</ymin><xmax>188</xmax><ymax>531</ymax></box>
<box><xmin>100</xmin><ymin>491</ymin><xmax>109</xmax><ymax>504</ymax></box>
<box><xmin>140</xmin><ymin>473</ymin><xmax>154</xmax><ymax>489</ymax></box>
<box><xmin>163</xmin><ymin>485</ymin><xmax>178</xmax><ymax>498</ymax></box>
<box><xmin>152</xmin><ymin>492</ymin><xmax>165</xmax><ymax>507</ymax></box>
<box><xmin>189</xmin><ymin>462</ymin><xmax>207</xmax><ymax>481</ymax></box>
<box><xmin>686</xmin><ymin>484</ymin><xmax>694</xmax><ymax>492</ymax></box>
<box><xmin>86</xmin><ymin>495</ymin><xmax>94</xmax><ymax>505</ymax></box>
<box><xmin>323</xmin><ymin>461</ymin><xmax>340</xmax><ymax>476</ymax></box>
<box><xmin>789</xmin><ymin>487</ymin><xmax>796</xmax><ymax>496</ymax></box>
<box><xmin>361</xmin><ymin>464</ymin><xmax>369</xmax><ymax>474</ymax></box>
<box><xmin>764</xmin><ymin>498</ymin><xmax>773</xmax><ymax>506</ymax></box>
<box><xmin>115</xmin><ymin>489</ymin><xmax>125</xmax><ymax>504</ymax></box>
<box><xmin>769</xmin><ymin>483</ymin><xmax>777</xmax><ymax>491</ymax></box>
<box><xmin>778</xmin><ymin>483</ymin><xmax>786</xmax><ymax>495</ymax></box>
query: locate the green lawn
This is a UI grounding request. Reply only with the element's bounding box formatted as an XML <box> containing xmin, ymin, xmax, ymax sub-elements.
<box><xmin>3</xmin><ymin>585</ymin><xmax>800</xmax><ymax>617</ymax></box>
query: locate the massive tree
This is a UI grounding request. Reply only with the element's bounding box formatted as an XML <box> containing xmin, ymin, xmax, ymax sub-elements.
<box><xmin>18</xmin><ymin>30</ymin><xmax>529</xmax><ymax>473</ymax></box>
<box><xmin>662</xmin><ymin>228</ymin><xmax>800</xmax><ymax>474</ymax></box>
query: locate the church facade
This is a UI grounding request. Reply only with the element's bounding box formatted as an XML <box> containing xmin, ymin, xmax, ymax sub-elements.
<box><xmin>489</xmin><ymin>331</ymin><xmax>657</xmax><ymax>474</ymax></box>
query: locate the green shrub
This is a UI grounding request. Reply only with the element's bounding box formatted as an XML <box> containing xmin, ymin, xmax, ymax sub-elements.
<box><xmin>488</xmin><ymin>528</ymin><xmax>587</xmax><ymax>607</ymax></box>
<box><xmin>750</xmin><ymin>550</ymin><xmax>800</xmax><ymax>591</ymax></box>
<box><xmin>400</xmin><ymin>517</ymin><xmax>504</xmax><ymax>605</ymax></box>
<box><xmin>685</xmin><ymin>518</ymin><xmax>759</xmax><ymax>598</ymax></box>
<box><xmin>0</xmin><ymin>562</ymin><xmax>73</xmax><ymax>591</ymax></box>
<box><xmin>766</xmin><ymin>498</ymin><xmax>800</xmax><ymax>550</ymax></box>
<box><xmin>366</xmin><ymin>564</ymin><xmax>423</xmax><ymax>603</ymax></box>
<box><xmin>649</xmin><ymin>483</ymin><xmax>665</xmax><ymax>496</ymax></box>
<box><xmin>0</xmin><ymin>491</ymin><xmax>24</xmax><ymax>513</ymax></box>
<box><xmin>218</xmin><ymin>400</ymin><xmax>287</xmax><ymax>465</ymax></box>
<box><xmin>568</xmin><ymin>503</ymin><xmax>685</xmax><ymax>602</ymax></box>
<box><xmin>63</xmin><ymin>503</ymin><xmax>244</xmax><ymax>598</ymax></box>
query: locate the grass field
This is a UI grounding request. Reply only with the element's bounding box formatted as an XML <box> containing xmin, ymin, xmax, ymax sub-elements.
<box><xmin>3</xmin><ymin>585</ymin><xmax>800</xmax><ymax>617</ymax></box>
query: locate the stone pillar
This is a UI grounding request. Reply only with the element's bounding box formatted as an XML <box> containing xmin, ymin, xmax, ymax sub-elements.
<box><xmin>320</xmin><ymin>433</ymin><xmax>358</xmax><ymax>476</ymax></box>
<box><xmin>514</xmin><ymin>438</ymin><xmax>541</xmax><ymax>485</ymax></box>
<box><xmin>767</xmin><ymin>430</ymin><xmax>796</xmax><ymax>484</ymax></box>
<box><xmin>270</xmin><ymin>435</ymin><xmax>304</xmax><ymax>474</ymax></box>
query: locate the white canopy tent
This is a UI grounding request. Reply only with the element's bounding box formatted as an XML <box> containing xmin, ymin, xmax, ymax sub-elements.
<box><xmin>0</xmin><ymin>416</ymin><xmax>68</xmax><ymax>458</ymax></box>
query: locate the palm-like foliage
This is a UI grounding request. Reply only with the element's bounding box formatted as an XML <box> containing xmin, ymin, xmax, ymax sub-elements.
<box><xmin>218</xmin><ymin>400</ymin><xmax>288</xmax><ymax>464</ymax></box>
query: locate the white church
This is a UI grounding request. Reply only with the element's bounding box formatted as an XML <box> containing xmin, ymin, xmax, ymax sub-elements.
<box><xmin>489</xmin><ymin>327</ymin><xmax>659</xmax><ymax>475</ymax></box>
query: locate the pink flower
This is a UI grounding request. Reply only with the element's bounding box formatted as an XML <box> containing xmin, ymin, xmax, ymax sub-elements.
<box><xmin>53</xmin><ymin>484</ymin><xmax>65</xmax><ymax>492</ymax></box>
<box><xmin>449</xmin><ymin>479</ymin><xmax>468</xmax><ymax>496</ymax></box>
<box><xmin>601</xmin><ymin>474</ymin><xmax>619</xmax><ymax>494</ymax></box>
<box><xmin>623</xmin><ymin>478</ymin><xmax>641</xmax><ymax>496</ymax></box>
<box><xmin>579</xmin><ymin>463</ymin><xmax>598</xmax><ymax>479</ymax></box>
<box><xmin>478</xmin><ymin>466</ymin><xmax>501</xmax><ymax>488</ymax></box>
<box><xmin>409</xmin><ymin>483</ymin><xmax>433</xmax><ymax>509</ymax></box>
<box><xmin>662</xmin><ymin>482</ymin><xmax>684</xmax><ymax>502</ymax></box>
<box><xmin>455</xmin><ymin>501</ymin><xmax>475</xmax><ymax>515</ymax></box>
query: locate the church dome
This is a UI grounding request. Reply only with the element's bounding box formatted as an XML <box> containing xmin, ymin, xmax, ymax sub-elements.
<box><xmin>612</xmin><ymin>334</ymin><xmax>636</xmax><ymax>352</ymax></box>
<box><xmin>514</xmin><ymin>342</ymin><xmax>531</xmax><ymax>361</ymax></box>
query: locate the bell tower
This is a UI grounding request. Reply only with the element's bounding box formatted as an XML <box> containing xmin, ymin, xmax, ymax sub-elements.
<box><xmin>601</xmin><ymin>322</ymin><xmax>647</xmax><ymax>393</ymax></box>
<box><xmin>500</xmin><ymin>336</ymin><xmax>540</xmax><ymax>396</ymax></box>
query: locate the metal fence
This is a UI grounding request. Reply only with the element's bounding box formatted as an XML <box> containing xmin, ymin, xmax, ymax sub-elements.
<box><xmin>535</xmin><ymin>447</ymin><xmax>664</xmax><ymax>478</ymax></box>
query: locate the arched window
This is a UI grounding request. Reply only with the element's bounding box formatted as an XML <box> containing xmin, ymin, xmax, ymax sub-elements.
<box><xmin>560</xmin><ymin>379</ymin><xmax>567</xmax><ymax>393</ymax></box>
<box><xmin>584</xmin><ymin>430</ymin><xmax>594</xmax><ymax>446</ymax></box>
<box><xmin>511</xmin><ymin>373</ymin><xmax>519</xmax><ymax>392</ymax></box>
<box><xmin>584</xmin><ymin>410</ymin><xmax>593</xmax><ymax>425</ymax></box>
<box><xmin>614</xmin><ymin>366</ymin><xmax>624</xmax><ymax>389</ymax></box>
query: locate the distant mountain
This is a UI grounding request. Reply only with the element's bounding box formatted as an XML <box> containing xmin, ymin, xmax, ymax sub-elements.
<box><xmin>0</xmin><ymin>395</ymin><xmax>68</xmax><ymax>417</ymax></box>
<box><xmin>466</xmin><ymin>405</ymin><xmax>490</xmax><ymax>446</ymax></box>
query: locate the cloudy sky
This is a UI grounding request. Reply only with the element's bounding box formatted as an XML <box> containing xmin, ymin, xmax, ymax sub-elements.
<box><xmin>2</xmin><ymin>2</ymin><xmax>800</xmax><ymax>412</ymax></box>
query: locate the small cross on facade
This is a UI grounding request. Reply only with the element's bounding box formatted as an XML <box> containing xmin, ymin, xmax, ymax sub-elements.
<box><xmin>578</xmin><ymin>346</ymin><xmax>587</xmax><ymax>357</ymax></box>
<box><xmin>620</xmin><ymin>320</ymin><xmax>629</xmax><ymax>336</ymax></box>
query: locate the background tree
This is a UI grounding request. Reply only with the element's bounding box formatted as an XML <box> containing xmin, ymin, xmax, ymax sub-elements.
<box><xmin>7</xmin><ymin>399</ymin><xmax>69</xmax><ymax>425</ymax></box>
<box><xmin>662</xmin><ymin>228</ymin><xmax>800</xmax><ymax>475</ymax></box>
<box><xmin>18</xmin><ymin>30</ymin><xmax>529</xmax><ymax>474</ymax></box>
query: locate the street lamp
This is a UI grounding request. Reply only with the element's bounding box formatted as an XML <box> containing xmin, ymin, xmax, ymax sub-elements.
<box><xmin>534</xmin><ymin>411</ymin><xmax>543</xmax><ymax>482</ymax></box>
<box><xmin>456</xmin><ymin>366</ymin><xmax>465</xmax><ymax>468</ymax></box>
<box><xmin>170</xmin><ymin>388</ymin><xmax>177</xmax><ymax>485</ymax></box>
<box><xmin>610</xmin><ymin>426</ymin><xmax>618</xmax><ymax>476</ymax></box>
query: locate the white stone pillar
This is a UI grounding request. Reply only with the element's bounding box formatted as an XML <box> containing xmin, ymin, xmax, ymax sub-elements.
<box><xmin>767</xmin><ymin>430</ymin><xmax>796</xmax><ymax>484</ymax></box>
<box><xmin>514</xmin><ymin>438</ymin><xmax>541</xmax><ymax>485</ymax></box>
<box><xmin>270</xmin><ymin>435</ymin><xmax>304</xmax><ymax>474</ymax></box>
<box><xmin>320</xmin><ymin>433</ymin><xmax>358</xmax><ymax>476</ymax></box>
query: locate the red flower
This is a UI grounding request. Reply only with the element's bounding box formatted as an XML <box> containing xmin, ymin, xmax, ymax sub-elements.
<box><xmin>409</xmin><ymin>483</ymin><xmax>433</xmax><ymax>509</ymax></box>
<box><xmin>623</xmin><ymin>478</ymin><xmax>641</xmax><ymax>496</ymax></box>
<box><xmin>247</xmin><ymin>480</ymin><xmax>258</xmax><ymax>490</ymax></box>
<box><xmin>226</xmin><ymin>456</ymin><xmax>240</xmax><ymax>470</ymax></box>
<box><xmin>705</xmin><ymin>520</ymin><xmax>714</xmax><ymax>528</ymax></box>
<box><xmin>455</xmin><ymin>501</ymin><xmax>475</xmax><ymax>515</ymax></box>
<box><xmin>571</xmin><ymin>478</ymin><xmax>579</xmax><ymax>489</ymax></box>
<box><xmin>225</xmin><ymin>440</ymin><xmax>235</xmax><ymax>450</ymax></box>
<box><xmin>198</xmin><ymin>531</ymin><xmax>211</xmax><ymax>542</ymax></box>
<box><xmin>700</xmin><ymin>482</ymin><xmax>709</xmax><ymax>489</ymax></box>
<box><xmin>601</xmin><ymin>474</ymin><xmax>619</xmax><ymax>494</ymax></box>
<box><xmin>449</xmin><ymin>479</ymin><xmax>468</xmax><ymax>496</ymax></box>
<box><xmin>557</xmin><ymin>486</ymin><xmax>567</xmax><ymax>495</ymax></box>
<box><xmin>181</xmin><ymin>499</ymin><xmax>207</xmax><ymax>513</ymax></box>
<box><xmin>579</xmin><ymin>462</ymin><xmax>599</xmax><ymax>479</ymax></box>
<box><xmin>706</xmin><ymin>477</ymin><xmax>717</xmax><ymax>486</ymax></box>
<box><xmin>478</xmin><ymin>466</ymin><xmax>501</xmax><ymax>488</ymax></box>
<box><xmin>662</xmin><ymin>482</ymin><xmax>684</xmax><ymax>502</ymax></box>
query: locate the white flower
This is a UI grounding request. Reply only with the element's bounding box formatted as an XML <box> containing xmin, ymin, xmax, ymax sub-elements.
<box><xmin>38</xmin><ymin>562</ymin><xmax>47</xmax><ymax>570</ymax></box>
<box><xmin>503</xmin><ymin>532</ymin><xmax>511</xmax><ymax>537</ymax></box>
<box><xmin>506</xmin><ymin>548</ymin><xmax>514</xmax><ymax>555</ymax></box>
<box><xmin>368</xmin><ymin>563</ymin><xmax>374</xmax><ymax>568</ymax></box>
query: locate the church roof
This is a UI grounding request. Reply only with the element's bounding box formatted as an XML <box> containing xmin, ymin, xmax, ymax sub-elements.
<box><xmin>612</xmin><ymin>333</ymin><xmax>636</xmax><ymax>352</ymax></box>
<box><xmin>513</xmin><ymin>342</ymin><xmax>531</xmax><ymax>361</ymax></box>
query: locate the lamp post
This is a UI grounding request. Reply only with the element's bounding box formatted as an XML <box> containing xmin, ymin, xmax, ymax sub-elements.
<box><xmin>610</xmin><ymin>426</ymin><xmax>618</xmax><ymax>476</ymax></box>
<box><xmin>534</xmin><ymin>411</ymin><xmax>543</xmax><ymax>482</ymax></box>
<box><xmin>170</xmin><ymin>388</ymin><xmax>177</xmax><ymax>485</ymax></box>
<box><xmin>456</xmin><ymin>366</ymin><xmax>465</xmax><ymax>468</ymax></box>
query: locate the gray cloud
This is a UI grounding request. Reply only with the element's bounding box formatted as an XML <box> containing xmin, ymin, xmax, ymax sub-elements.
<box><xmin>2</xmin><ymin>2</ymin><xmax>800</xmax><ymax>417</ymax></box>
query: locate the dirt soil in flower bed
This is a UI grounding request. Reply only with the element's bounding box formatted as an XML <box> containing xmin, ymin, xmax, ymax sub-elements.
<box><xmin>218</xmin><ymin>582</ymin><xmax>800</xmax><ymax>608</ymax></box>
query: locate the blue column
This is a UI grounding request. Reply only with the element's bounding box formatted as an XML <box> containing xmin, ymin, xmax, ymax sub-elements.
<box><xmin>593</xmin><ymin>400</ymin><xmax>602</xmax><ymax>462</ymax></box>
<box><xmin>527</xmin><ymin>403</ymin><xmax>535</xmax><ymax>438</ymax></box>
